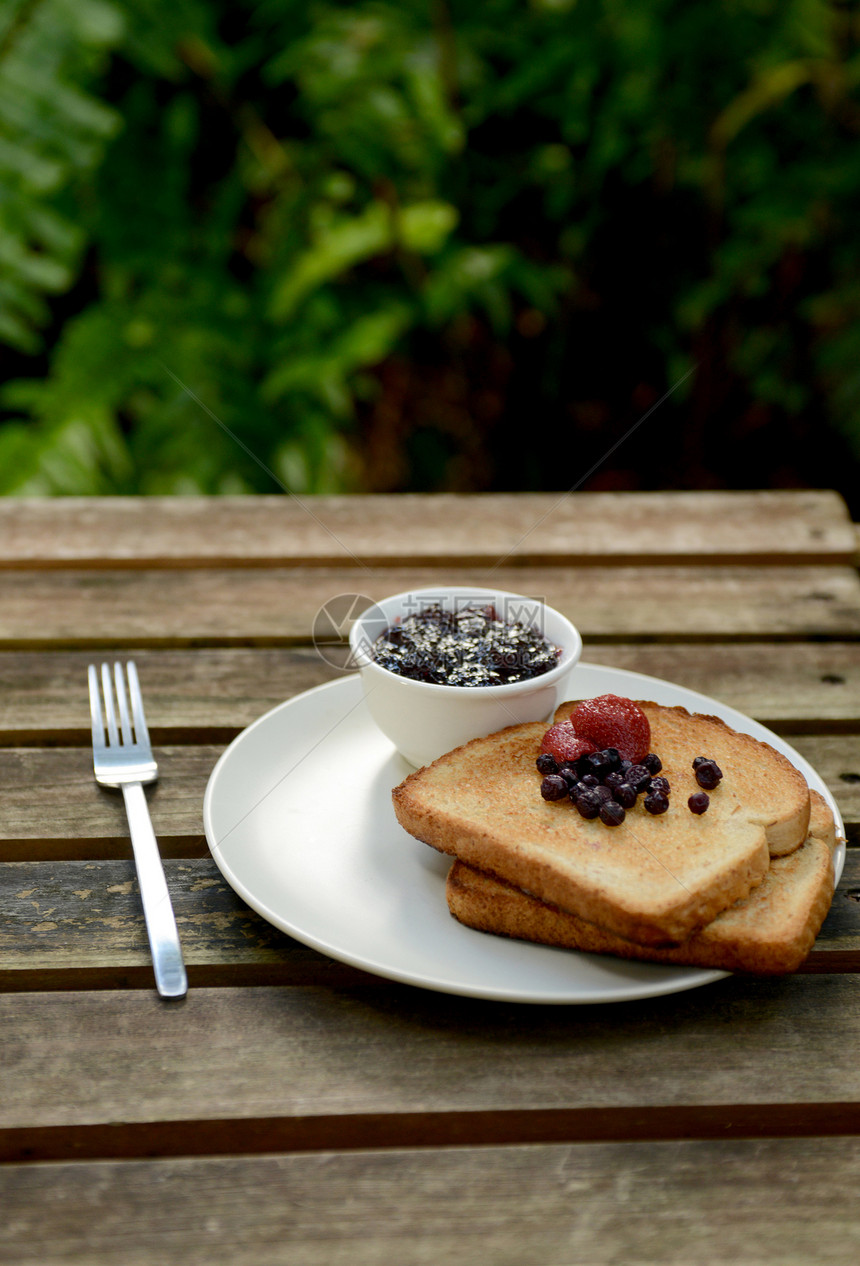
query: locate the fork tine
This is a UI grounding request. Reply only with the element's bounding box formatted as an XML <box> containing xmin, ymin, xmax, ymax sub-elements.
<box><xmin>114</xmin><ymin>662</ymin><xmax>134</xmax><ymax>745</ymax></box>
<box><xmin>101</xmin><ymin>663</ymin><xmax>120</xmax><ymax>746</ymax></box>
<box><xmin>88</xmin><ymin>664</ymin><xmax>104</xmax><ymax>749</ymax></box>
<box><xmin>126</xmin><ymin>661</ymin><xmax>151</xmax><ymax>748</ymax></box>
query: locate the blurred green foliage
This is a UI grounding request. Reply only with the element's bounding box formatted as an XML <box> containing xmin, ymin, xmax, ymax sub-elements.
<box><xmin>1</xmin><ymin>0</ymin><xmax>860</xmax><ymax>496</ymax></box>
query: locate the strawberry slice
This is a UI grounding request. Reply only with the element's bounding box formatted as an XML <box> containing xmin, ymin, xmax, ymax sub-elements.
<box><xmin>539</xmin><ymin>720</ymin><xmax>594</xmax><ymax>765</ymax></box>
<box><xmin>570</xmin><ymin>694</ymin><xmax>651</xmax><ymax>764</ymax></box>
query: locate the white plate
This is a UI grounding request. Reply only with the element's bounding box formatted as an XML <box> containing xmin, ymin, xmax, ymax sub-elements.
<box><xmin>202</xmin><ymin>664</ymin><xmax>846</xmax><ymax>1005</ymax></box>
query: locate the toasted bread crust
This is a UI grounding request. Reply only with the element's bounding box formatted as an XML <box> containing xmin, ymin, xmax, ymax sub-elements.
<box><xmin>392</xmin><ymin>700</ymin><xmax>811</xmax><ymax>945</ymax></box>
<box><xmin>446</xmin><ymin>792</ymin><xmax>837</xmax><ymax>974</ymax></box>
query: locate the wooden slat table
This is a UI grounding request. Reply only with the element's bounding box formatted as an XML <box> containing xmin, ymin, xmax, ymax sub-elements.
<box><xmin>2</xmin><ymin>490</ymin><xmax>860</xmax><ymax>1264</ymax></box>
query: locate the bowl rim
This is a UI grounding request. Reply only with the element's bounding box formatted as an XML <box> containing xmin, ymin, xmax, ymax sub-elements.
<box><xmin>348</xmin><ymin>584</ymin><xmax>582</xmax><ymax>696</ymax></box>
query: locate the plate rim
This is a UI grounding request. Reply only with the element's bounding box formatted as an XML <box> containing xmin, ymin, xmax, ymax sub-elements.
<box><xmin>202</xmin><ymin>664</ymin><xmax>845</xmax><ymax>1004</ymax></box>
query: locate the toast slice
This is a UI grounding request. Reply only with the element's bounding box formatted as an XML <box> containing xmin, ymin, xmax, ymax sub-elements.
<box><xmin>392</xmin><ymin>701</ymin><xmax>811</xmax><ymax>946</ymax></box>
<box><xmin>631</xmin><ymin>703</ymin><xmax>811</xmax><ymax>859</ymax></box>
<box><xmin>446</xmin><ymin>792</ymin><xmax>838</xmax><ymax>974</ymax></box>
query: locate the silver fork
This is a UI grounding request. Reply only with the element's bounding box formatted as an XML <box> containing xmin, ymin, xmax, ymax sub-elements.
<box><xmin>88</xmin><ymin>661</ymin><xmax>187</xmax><ymax>998</ymax></box>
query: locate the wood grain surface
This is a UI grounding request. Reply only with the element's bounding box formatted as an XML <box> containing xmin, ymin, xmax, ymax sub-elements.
<box><xmin>1</xmin><ymin>642</ymin><xmax>860</xmax><ymax>744</ymax></box>
<box><xmin>3</xmin><ymin>977</ymin><xmax>860</xmax><ymax>1165</ymax></box>
<box><xmin>1</xmin><ymin>491</ymin><xmax>858</xmax><ymax>1266</ymax></box>
<box><xmin>0</xmin><ymin>490</ymin><xmax>853</xmax><ymax>566</ymax></box>
<box><xmin>0</xmin><ymin>733</ymin><xmax>856</xmax><ymax>862</ymax></box>
<box><xmin>1</xmin><ymin>977</ymin><xmax>860</xmax><ymax>1128</ymax></box>
<box><xmin>1</xmin><ymin>852</ymin><xmax>858</xmax><ymax>989</ymax></box>
<box><xmin>2</xmin><ymin>1137</ymin><xmax>859</xmax><ymax>1266</ymax></box>
<box><xmin>1</xmin><ymin>562</ymin><xmax>859</xmax><ymax>646</ymax></box>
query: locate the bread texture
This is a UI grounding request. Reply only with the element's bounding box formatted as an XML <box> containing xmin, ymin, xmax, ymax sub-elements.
<box><xmin>392</xmin><ymin>700</ymin><xmax>812</xmax><ymax>946</ymax></box>
<box><xmin>635</xmin><ymin>704</ymin><xmax>811</xmax><ymax>858</ymax></box>
<box><xmin>446</xmin><ymin>792</ymin><xmax>838</xmax><ymax>974</ymax></box>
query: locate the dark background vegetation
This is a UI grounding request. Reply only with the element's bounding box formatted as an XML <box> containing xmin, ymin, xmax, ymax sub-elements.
<box><xmin>2</xmin><ymin>0</ymin><xmax>860</xmax><ymax>511</ymax></box>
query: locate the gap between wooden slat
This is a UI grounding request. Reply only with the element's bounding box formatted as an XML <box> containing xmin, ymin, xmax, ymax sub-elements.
<box><xmin>7</xmin><ymin>718</ymin><xmax>860</xmax><ymax>748</ymax></box>
<box><xmin>0</xmin><ymin>948</ymin><xmax>857</xmax><ymax>995</ymax></box>
<box><xmin>0</xmin><ymin>962</ymin><xmax>380</xmax><ymax>994</ymax></box>
<box><xmin>4</xmin><ymin>1102</ymin><xmax>860</xmax><ymax>1165</ymax></box>
<box><xmin>7</xmin><ymin>633</ymin><xmax>860</xmax><ymax>653</ymax></box>
<box><xmin>5</xmin><ymin>550</ymin><xmax>855</xmax><ymax>571</ymax></box>
<box><xmin>0</xmin><ymin>838</ymin><xmax>209</xmax><ymax>862</ymax></box>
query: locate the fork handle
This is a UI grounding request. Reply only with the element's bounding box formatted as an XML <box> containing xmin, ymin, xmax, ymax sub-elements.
<box><xmin>122</xmin><ymin>782</ymin><xmax>188</xmax><ymax>999</ymax></box>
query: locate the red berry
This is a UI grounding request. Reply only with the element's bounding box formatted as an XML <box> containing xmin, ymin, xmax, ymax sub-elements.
<box><xmin>539</xmin><ymin>721</ymin><xmax>594</xmax><ymax>765</ymax></box>
<box><xmin>570</xmin><ymin>694</ymin><xmax>651</xmax><ymax>764</ymax></box>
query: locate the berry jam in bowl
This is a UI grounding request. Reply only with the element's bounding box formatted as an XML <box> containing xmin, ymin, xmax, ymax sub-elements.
<box><xmin>348</xmin><ymin>586</ymin><xmax>582</xmax><ymax>767</ymax></box>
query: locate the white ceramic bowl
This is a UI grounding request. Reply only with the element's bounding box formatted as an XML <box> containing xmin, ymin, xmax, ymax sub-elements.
<box><xmin>348</xmin><ymin>585</ymin><xmax>582</xmax><ymax>767</ymax></box>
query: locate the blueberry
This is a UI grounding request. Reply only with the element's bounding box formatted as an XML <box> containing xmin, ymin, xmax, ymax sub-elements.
<box><xmin>614</xmin><ymin>782</ymin><xmax>637</xmax><ymax>809</ymax></box>
<box><xmin>626</xmin><ymin>764</ymin><xmax>652</xmax><ymax>792</ymax></box>
<box><xmin>575</xmin><ymin>790</ymin><xmax>602</xmax><ymax>819</ymax></box>
<box><xmin>600</xmin><ymin>748</ymin><xmax>621</xmax><ymax>772</ymax></box>
<box><xmin>643</xmin><ymin>791</ymin><xmax>670</xmax><ymax>815</ymax></box>
<box><xmin>650</xmin><ymin>776</ymin><xmax>671</xmax><ymax>795</ymax></box>
<box><xmin>574</xmin><ymin>754</ymin><xmax>594</xmax><ymax>779</ymax></box>
<box><xmin>695</xmin><ymin>760</ymin><xmax>722</xmax><ymax>791</ymax></box>
<box><xmin>619</xmin><ymin>759</ymin><xmax>633</xmax><ymax>775</ymax></box>
<box><xmin>579</xmin><ymin>774</ymin><xmax>600</xmax><ymax>789</ymax></box>
<box><xmin>540</xmin><ymin>775</ymin><xmax>570</xmax><ymax>802</ymax></box>
<box><xmin>692</xmin><ymin>756</ymin><xmax>708</xmax><ymax>770</ymax></box>
<box><xmin>584</xmin><ymin>752</ymin><xmax>608</xmax><ymax>777</ymax></box>
<box><xmin>593</xmin><ymin>785</ymin><xmax>613</xmax><ymax>803</ymax></box>
<box><xmin>604</xmin><ymin>771</ymin><xmax>625</xmax><ymax>791</ymax></box>
<box><xmin>536</xmin><ymin>753</ymin><xmax>558</xmax><ymax>775</ymax></box>
<box><xmin>642</xmin><ymin>752</ymin><xmax>662</xmax><ymax>774</ymax></box>
<box><xmin>688</xmin><ymin>792</ymin><xmax>710</xmax><ymax>815</ymax></box>
<box><xmin>599</xmin><ymin>800</ymin><xmax>626</xmax><ymax>827</ymax></box>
